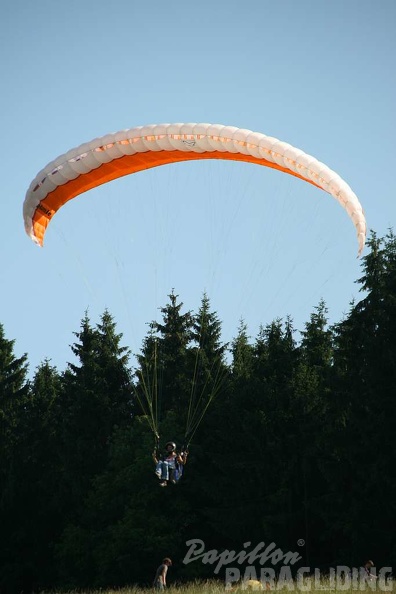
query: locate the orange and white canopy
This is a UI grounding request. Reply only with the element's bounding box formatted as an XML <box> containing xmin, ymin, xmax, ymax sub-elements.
<box><xmin>23</xmin><ymin>123</ymin><xmax>366</xmax><ymax>253</ymax></box>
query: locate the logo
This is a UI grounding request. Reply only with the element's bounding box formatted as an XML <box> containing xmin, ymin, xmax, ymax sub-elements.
<box><xmin>182</xmin><ymin>540</ymin><xmax>393</xmax><ymax>590</ymax></box>
<box><xmin>182</xmin><ymin>539</ymin><xmax>302</xmax><ymax>575</ymax></box>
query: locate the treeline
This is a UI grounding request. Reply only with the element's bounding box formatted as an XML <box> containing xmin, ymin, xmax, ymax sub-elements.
<box><xmin>1</xmin><ymin>231</ymin><xmax>395</xmax><ymax>593</ymax></box>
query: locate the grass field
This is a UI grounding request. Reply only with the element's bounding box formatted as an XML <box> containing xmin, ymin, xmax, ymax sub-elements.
<box><xmin>48</xmin><ymin>576</ymin><xmax>394</xmax><ymax>594</ymax></box>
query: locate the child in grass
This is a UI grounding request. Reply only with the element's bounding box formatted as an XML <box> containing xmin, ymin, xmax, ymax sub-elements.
<box><xmin>153</xmin><ymin>557</ymin><xmax>172</xmax><ymax>589</ymax></box>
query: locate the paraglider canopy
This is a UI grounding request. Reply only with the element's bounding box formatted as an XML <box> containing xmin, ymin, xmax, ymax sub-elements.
<box><xmin>23</xmin><ymin>123</ymin><xmax>366</xmax><ymax>254</ymax></box>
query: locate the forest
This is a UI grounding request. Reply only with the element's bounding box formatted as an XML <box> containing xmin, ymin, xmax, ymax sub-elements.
<box><xmin>1</xmin><ymin>231</ymin><xmax>395</xmax><ymax>593</ymax></box>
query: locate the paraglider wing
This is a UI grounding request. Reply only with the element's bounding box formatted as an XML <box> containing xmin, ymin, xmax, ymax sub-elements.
<box><xmin>23</xmin><ymin>123</ymin><xmax>366</xmax><ymax>253</ymax></box>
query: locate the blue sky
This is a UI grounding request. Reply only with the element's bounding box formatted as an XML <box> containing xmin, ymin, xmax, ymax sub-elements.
<box><xmin>2</xmin><ymin>0</ymin><xmax>395</xmax><ymax>374</ymax></box>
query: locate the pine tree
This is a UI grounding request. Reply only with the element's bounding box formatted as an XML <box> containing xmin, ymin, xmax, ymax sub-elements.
<box><xmin>16</xmin><ymin>360</ymin><xmax>64</xmax><ymax>591</ymax></box>
<box><xmin>0</xmin><ymin>323</ymin><xmax>29</xmax><ymax>456</ymax></box>
<box><xmin>187</xmin><ymin>292</ymin><xmax>229</xmax><ymax>444</ymax></box>
<box><xmin>331</xmin><ymin>231</ymin><xmax>396</xmax><ymax>563</ymax></box>
<box><xmin>95</xmin><ymin>309</ymin><xmax>134</xmax><ymax>429</ymax></box>
<box><xmin>230</xmin><ymin>318</ymin><xmax>253</xmax><ymax>381</ymax></box>
<box><xmin>254</xmin><ymin>317</ymin><xmax>298</xmax><ymax>548</ymax></box>
<box><xmin>138</xmin><ymin>290</ymin><xmax>193</xmax><ymax>419</ymax></box>
<box><xmin>292</xmin><ymin>301</ymin><xmax>335</xmax><ymax>565</ymax></box>
<box><xmin>0</xmin><ymin>324</ymin><xmax>30</xmax><ymax>593</ymax></box>
<box><xmin>61</xmin><ymin>310</ymin><xmax>133</xmax><ymax>508</ymax></box>
<box><xmin>134</xmin><ymin>327</ymin><xmax>162</xmax><ymax>439</ymax></box>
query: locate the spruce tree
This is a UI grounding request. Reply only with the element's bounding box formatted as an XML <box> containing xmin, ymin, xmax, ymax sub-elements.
<box><xmin>18</xmin><ymin>360</ymin><xmax>64</xmax><ymax>590</ymax></box>
<box><xmin>0</xmin><ymin>323</ymin><xmax>29</xmax><ymax>455</ymax></box>
<box><xmin>187</xmin><ymin>292</ymin><xmax>228</xmax><ymax>445</ymax></box>
<box><xmin>0</xmin><ymin>324</ymin><xmax>30</xmax><ymax>593</ymax></box>
<box><xmin>292</xmin><ymin>301</ymin><xmax>334</xmax><ymax>565</ymax></box>
<box><xmin>140</xmin><ymin>290</ymin><xmax>193</xmax><ymax>420</ymax></box>
<box><xmin>331</xmin><ymin>231</ymin><xmax>396</xmax><ymax>563</ymax></box>
<box><xmin>61</xmin><ymin>310</ymin><xmax>133</xmax><ymax>508</ymax></box>
<box><xmin>230</xmin><ymin>318</ymin><xmax>253</xmax><ymax>381</ymax></box>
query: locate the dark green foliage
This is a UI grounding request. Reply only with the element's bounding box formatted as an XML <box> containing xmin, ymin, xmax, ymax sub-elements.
<box><xmin>0</xmin><ymin>327</ymin><xmax>31</xmax><ymax>594</ymax></box>
<box><xmin>1</xmin><ymin>232</ymin><xmax>396</xmax><ymax>592</ymax></box>
<box><xmin>187</xmin><ymin>292</ymin><xmax>229</xmax><ymax>444</ymax></box>
<box><xmin>0</xmin><ymin>324</ymin><xmax>29</xmax><ymax>456</ymax></box>
<box><xmin>60</xmin><ymin>310</ymin><xmax>134</xmax><ymax>507</ymax></box>
<box><xmin>136</xmin><ymin>290</ymin><xmax>193</xmax><ymax>423</ymax></box>
<box><xmin>329</xmin><ymin>231</ymin><xmax>396</xmax><ymax>565</ymax></box>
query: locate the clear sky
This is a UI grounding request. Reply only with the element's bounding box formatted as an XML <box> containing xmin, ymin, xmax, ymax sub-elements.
<box><xmin>1</xmin><ymin>0</ymin><xmax>395</xmax><ymax>374</ymax></box>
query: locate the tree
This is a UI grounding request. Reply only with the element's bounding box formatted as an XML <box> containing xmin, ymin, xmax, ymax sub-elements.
<box><xmin>330</xmin><ymin>231</ymin><xmax>396</xmax><ymax>563</ymax></box>
<box><xmin>136</xmin><ymin>290</ymin><xmax>193</xmax><ymax>426</ymax></box>
<box><xmin>60</xmin><ymin>310</ymin><xmax>134</xmax><ymax>512</ymax></box>
<box><xmin>0</xmin><ymin>324</ymin><xmax>30</xmax><ymax>594</ymax></box>
<box><xmin>291</xmin><ymin>301</ymin><xmax>335</xmax><ymax>565</ymax></box>
<box><xmin>0</xmin><ymin>323</ymin><xmax>29</xmax><ymax>457</ymax></box>
<box><xmin>16</xmin><ymin>361</ymin><xmax>64</xmax><ymax>590</ymax></box>
<box><xmin>187</xmin><ymin>292</ymin><xmax>229</xmax><ymax>445</ymax></box>
<box><xmin>231</xmin><ymin>319</ymin><xmax>254</xmax><ymax>381</ymax></box>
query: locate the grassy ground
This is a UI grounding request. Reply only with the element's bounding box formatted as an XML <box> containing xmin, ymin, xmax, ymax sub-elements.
<box><xmin>48</xmin><ymin>576</ymin><xmax>395</xmax><ymax>594</ymax></box>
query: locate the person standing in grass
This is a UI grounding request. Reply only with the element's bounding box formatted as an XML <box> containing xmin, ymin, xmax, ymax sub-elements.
<box><xmin>362</xmin><ymin>560</ymin><xmax>377</xmax><ymax>580</ymax></box>
<box><xmin>153</xmin><ymin>557</ymin><xmax>172</xmax><ymax>589</ymax></box>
